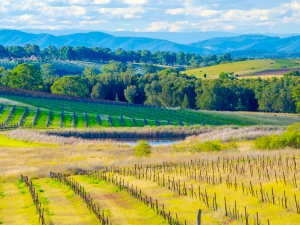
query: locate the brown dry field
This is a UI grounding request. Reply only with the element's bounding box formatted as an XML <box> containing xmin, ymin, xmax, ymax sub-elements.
<box><xmin>240</xmin><ymin>68</ymin><xmax>300</xmax><ymax>79</ymax></box>
<box><xmin>1</xmin><ymin>134</ymin><xmax>299</xmax><ymax>182</ymax></box>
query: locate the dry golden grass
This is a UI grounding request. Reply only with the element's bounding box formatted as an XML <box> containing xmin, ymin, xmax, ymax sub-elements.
<box><xmin>72</xmin><ymin>176</ymin><xmax>168</xmax><ymax>225</ymax></box>
<box><xmin>186</xmin><ymin>126</ymin><xmax>285</xmax><ymax>142</ymax></box>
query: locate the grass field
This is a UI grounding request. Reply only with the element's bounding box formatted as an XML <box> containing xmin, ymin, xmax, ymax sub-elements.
<box><xmin>184</xmin><ymin>59</ymin><xmax>300</xmax><ymax>79</ymax></box>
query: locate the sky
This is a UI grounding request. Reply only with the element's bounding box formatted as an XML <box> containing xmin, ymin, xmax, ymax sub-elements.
<box><xmin>1</xmin><ymin>0</ymin><xmax>300</xmax><ymax>33</ymax></box>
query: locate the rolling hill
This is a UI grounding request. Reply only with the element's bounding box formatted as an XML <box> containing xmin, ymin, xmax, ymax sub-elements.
<box><xmin>0</xmin><ymin>30</ymin><xmax>205</xmax><ymax>53</ymax></box>
<box><xmin>1</xmin><ymin>30</ymin><xmax>300</xmax><ymax>55</ymax></box>
<box><xmin>184</xmin><ymin>58</ymin><xmax>300</xmax><ymax>78</ymax></box>
<box><xmin>191</xmin><ymin>35</ymin><xmax>300</xmax><ymax>54</ymax></box>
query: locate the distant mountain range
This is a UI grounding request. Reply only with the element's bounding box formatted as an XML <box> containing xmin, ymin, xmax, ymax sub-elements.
<box><xmin>1</xmin><ymin>29</ymin><xmax>300</xmax><ymax>55</ymax></box>
<box><xmin>191</xmin><ymin>35</ymin><xmax>300</xmax><ymax>53</ymax></box>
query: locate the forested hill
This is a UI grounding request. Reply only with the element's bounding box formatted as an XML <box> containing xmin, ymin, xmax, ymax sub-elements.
<box><xmin>191</xmin><ymin>35</ymin><xmax>300</xmax><ymax>54</ymax></box>
<box><xmin>0</xmin><ymin>30</ymin><xmax>205</xmax><ymax>54</ymax></box>
<box><xmin>1</xmin><ymin>30</ymin><xmax>300</xmax><ymax>55</ymax></box>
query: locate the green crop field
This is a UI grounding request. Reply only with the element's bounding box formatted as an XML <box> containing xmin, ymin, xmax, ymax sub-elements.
<box><xmin>184</xmin><ymin>59</ymin><xmax>300</xmax><ymax>79</ymax></box>
<box><xmin>0</xmin><ymin>94</ymin><xmax>299</xmax><ymax>129</ymax></box>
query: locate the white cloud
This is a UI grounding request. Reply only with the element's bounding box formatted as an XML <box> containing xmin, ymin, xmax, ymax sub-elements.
<box><xmin>93</xmin><ymin>0</ymin><xmax>110</xmax><ymax>4</ymax></box>
<box><xmin>145</xmin><ymin>21</ymin><xmax>188</xmax><ymax>32</ymax></box>
<box><xmin>166</xmin><ymin>7</ymin><xmax>222</xmax><ymax>18</ymax></box>
<box><xmin>123</xmin><ymin>0</ymin><xmax>148</xmax><ymax>5</ymax></box>
<box><xmin>69</xmin><ymin>0</ymin><xmax>90</xmax><ymax>4</ymax></box>
<box><xmin>1</xmin><ymin>0</ymin><xmax>300</xmax><ymax>33</ymax></box>
<box><xmin>98</xmin><ymin>7</ymin><xmax>145</xmax><ymax>18</ymax></box>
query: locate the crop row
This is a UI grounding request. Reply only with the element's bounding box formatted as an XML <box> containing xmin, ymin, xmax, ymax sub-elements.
<box><xmin>0</xmin><ymin>94</ymin><xmax>255</xmax><ymax>126</ymax></box>
<box><xmin>0</xmin><ymin>105</ymin><xmax>184</xmax><ymax>128</ymax></box>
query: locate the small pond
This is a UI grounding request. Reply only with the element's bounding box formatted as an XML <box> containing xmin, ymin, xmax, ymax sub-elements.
<box><xmin>116</xmin><ymin>139</ymin><xmax>184</xmax><ymax>146</ymax></box>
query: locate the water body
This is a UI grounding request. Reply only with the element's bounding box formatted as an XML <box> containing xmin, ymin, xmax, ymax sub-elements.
<box><xmin>117</xmin><ymin>139</ymin><xmax>183</xmax><ymax>146</ymax></box>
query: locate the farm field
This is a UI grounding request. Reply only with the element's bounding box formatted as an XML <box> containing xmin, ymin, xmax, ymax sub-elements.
<box><xmin>0</xmin><ymin>95</ymin><xmax>299</xmax><ymax>128</ymax></box>
<box><xmin>1</xmin><ymin>147</ymin><xmax>300</xmax><ymax>225</ymax></box>
<box><xmin>184</xmin><ymin>58</ymin><xmax>300</xmax><ymax>79</ymax></box>
<box><xmin>0</xmin><ymin>121</ymin><xmax>299</xmax><ymax>225</ymax></box>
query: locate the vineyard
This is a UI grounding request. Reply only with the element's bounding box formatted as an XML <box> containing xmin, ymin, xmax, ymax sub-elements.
<box><xmin>0</xmin><ymin>59</ymin><xmax>18</xmax><ymax>70</ymax></box>
<box><xmin>0</xmin><ymin>94</ymin><xmax>299</xmax><ymax>129</ymax></box>
<box><xmin>1</xmin><ymin>152</ymin><xmax>300</xmax><ymax>224</ymax></box>
<box><xmin>274</xmin><ymin>59</ymin><xmax>299</xmax><ymax>68</ymax></box>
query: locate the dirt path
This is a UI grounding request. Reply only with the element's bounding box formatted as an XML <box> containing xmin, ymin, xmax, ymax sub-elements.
<box><xmin>33</xmin><ymin>178</ymin><xmax>99</xmax><ymax>225</ymax></box>
<box><xmin>0</xmin><ymin>181</ymin><xmax>39</xmax><ymax>225</ymax></box>
<box><xmin>73</xmin><ymin>175</ymin><xmax>168</xmax><ymax>225</ymax></box>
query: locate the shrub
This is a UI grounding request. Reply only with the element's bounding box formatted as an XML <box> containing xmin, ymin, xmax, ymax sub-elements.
<box><xmin>134</xmin><ymin>140</ymin><xmax>151</xmax><ymax>157</ymax></box>
<box><xmin>254</xmin><ymin>123</ymin><xmax>300</xmax><ymax>150</ymax></box>
<box><xmin>191</xmin><ymin>140</ymin><xmax>222</xmax><ymax>152</ymax></box>
<box><xmin>221</xmin><ymin>141</ymin><xmax>238</xmax><ymax>151</ymax></box>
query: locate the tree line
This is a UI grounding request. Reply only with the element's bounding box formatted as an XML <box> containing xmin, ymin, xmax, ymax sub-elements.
<box><xmin>0</xmin><ymin>62</ymin><xmax>299</xmax><ymax>113</ymax></box>
<box><xmin>0</xmin><ymin>44</ymin><xmax>238</xmax><ymax>68</ymax></box>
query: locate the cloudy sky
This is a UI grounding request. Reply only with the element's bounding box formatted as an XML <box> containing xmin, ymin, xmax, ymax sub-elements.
<box><xmin>1</xmin><ymin>0</ymin><xmax>300</xmax><ymax>33</ymax></box>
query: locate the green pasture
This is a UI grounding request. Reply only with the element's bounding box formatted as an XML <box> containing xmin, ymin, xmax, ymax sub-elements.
<box><xmin>184</xmin><ymin>58</ymin><xmax>300</xmax><ymax>78</ymax></box>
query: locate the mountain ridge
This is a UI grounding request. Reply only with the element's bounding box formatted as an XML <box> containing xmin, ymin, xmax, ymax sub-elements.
<box><xmin>1</xmin><ymin>30</ymin><xmax>300</xmax><ymax>55</ymax></box>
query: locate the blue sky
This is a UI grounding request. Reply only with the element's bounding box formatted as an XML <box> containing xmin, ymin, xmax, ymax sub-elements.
<box><xmin>1</xmin><ymin>0</ymin><xmax>300</xmax><ymax>33</ymax></box>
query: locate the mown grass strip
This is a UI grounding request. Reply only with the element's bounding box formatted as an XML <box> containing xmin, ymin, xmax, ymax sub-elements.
<box><xmin>33</xmin><ymin>178</ymin><xmax>99</xmax><ymax>225</ymax></box>
<box><xmin>0</xmin><ymin>180</ymin><xmax>39</xmax><ymax>225</ymax></box>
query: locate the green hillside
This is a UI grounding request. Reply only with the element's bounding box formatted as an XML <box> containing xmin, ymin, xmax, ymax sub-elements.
<box><xmin>0</xmin><ymin>94</ymin><xmax>299</xmax><ymax>129</ymax></box>
<box><xmin>184</xmin><ymin>59</ymin><xmax>300</xmax><ymax>78</ymax></box>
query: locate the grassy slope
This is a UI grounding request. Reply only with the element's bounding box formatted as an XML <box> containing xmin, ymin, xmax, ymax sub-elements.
<box><xmin>35</xmin><ymin>110</ymin><xmax>49</xmax><ymax>128</ymax></box>
<box><xmin>23</xmin><ymin>110</ymin><xmax>35</xmax><ymax>127</ymax></box>
<box><xmin>0</xmin><ymin>134</ymin><xmax>49</xmax><ymax>147</ymax></box>
<box><xmin>292</xmin><ymin>59</ymin><xmax>300</xmax><ymax>64</ymax></box>
<box><xmin>10</xmin><ymin>107</ymin><xmax>24</xmax><ymax>124</ymax></box>
<box><xmin>0</xmin><ymin>96</ymin><xmax>299</xmax><ymax>128</ymax></box>
<box><xmin>198</xmin><ymin>110</ymin><xmax>300</xmax><ymax>126</ymax></box>
<box><xmin>184</xmin><ymin>59</ymin><xmax>277</xmax><ymax>78</ymax></box>
<box><xmin>0</xmin><ymin>106</ymin><xmax>11</xmax><ymax>123</ymax></box>
<box><xmin>184</xmin><ymin>59</ymin><xmax>300</xmax><ymax>79</ymax></box>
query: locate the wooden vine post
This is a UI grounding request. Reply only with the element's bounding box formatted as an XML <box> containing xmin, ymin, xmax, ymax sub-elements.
<box><xmin>196</xmin><ymin>209</ymin><xmax>202</xmax><ymax>225</ymax></box>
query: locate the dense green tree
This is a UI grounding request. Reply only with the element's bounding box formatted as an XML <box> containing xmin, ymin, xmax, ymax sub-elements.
<box><xmin>51</xmin><ymin>76</ymin><xmax>89</xmax><ymax>97</ymax></box>
<box><xmin>41</xmin><ymin>63</ymin><xmax>56</xmax><ymax>79</ymax></box>
<box><xmin>124</xmin><ymin>85</ymin><xmax>138</xmax><ymax>103</ymax></box>
<box><xmin>1</xmin><ymin>64</ymin><xmax>43</xmax><ymax>90</ymax></box>
<box><xmin>182</xmin><ymin>94</ymin><xmax>190</xmax><ymax>109</ymax></box>
<box><xmin>101</xmin><ymin>61</ymin><xmax>126</xmax><ymax>75</ymax></box>
<box><xmin>59</xmin><ymin>46</ymin><xmax>76</xmax><ymax>60</ymax></box>
<box><xmin>40</xmin><ymin>64</ymin><xmax>59</xmax><ymax>92</ymax></box>
<box><xmin>142</xmin><ymin>63</ymin><xmax>158</xmax><ymax>74</ymax></box>
<box><xmin>292</xmin><ymin>84</ymin><xmax>300</xmax><ymax>113</ymax></box>
<box><xmin>284</xmin><ymin>70</ymin><xmax>300</xmax><ymax>77</ymax></box>
<box><xmin>91</xmin><ymin>82</ymin><xmax>109</xmax><ymax>100</ymax></box>
<box><xmin>24</xmin><ymin>44</ymin><xmax>40</xmax><ymax>56</ymax></box>
<box><xmin>0</xmin><ymin>44</ymin><xmax>237</xmax><ymax>67</ymax></box>
<box><xmin>6</xmin><ymin>46</ymin><xmax>27</xmax><ymax>58</ymax></box>
<box><xmin>0</xmin><ymin>45</ymin><xmax>8</xmax><ymax>58</ymax></box>
<box><xmin>82</xmin><ymin>66</ymin><xmax>98</xmax><ymax>92</ymax></box>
